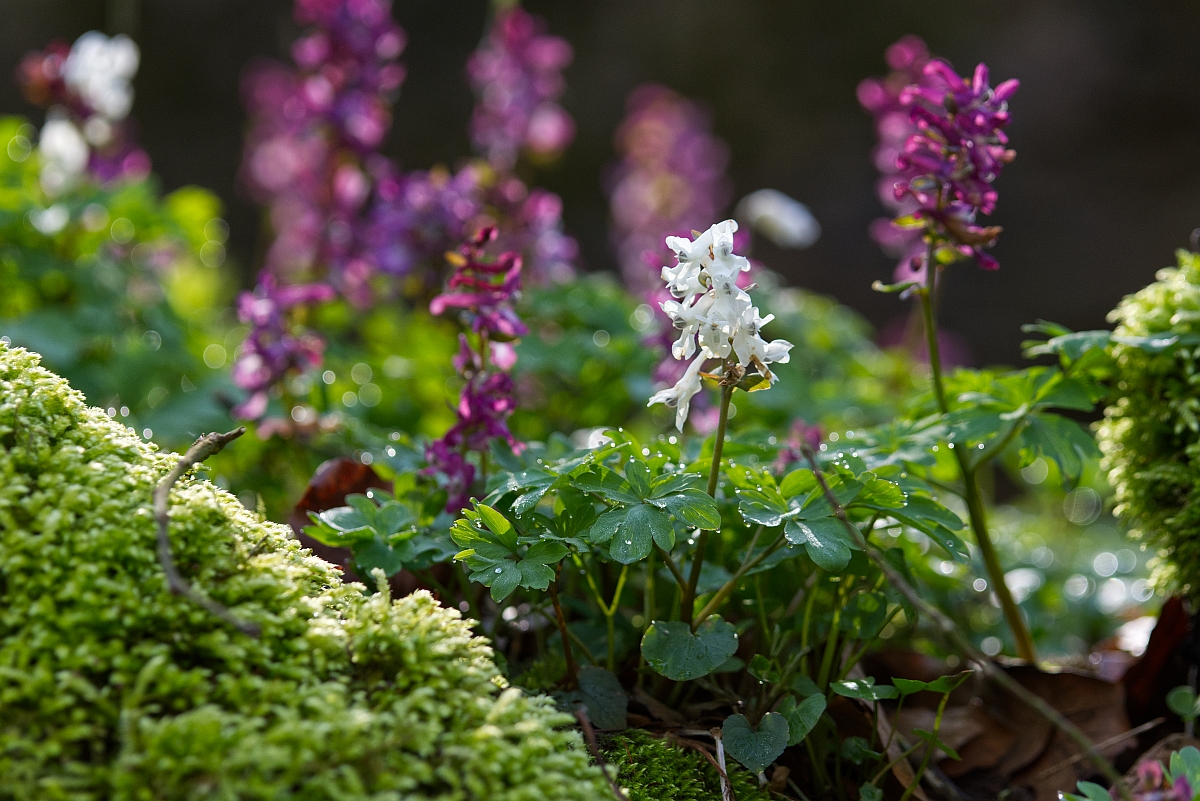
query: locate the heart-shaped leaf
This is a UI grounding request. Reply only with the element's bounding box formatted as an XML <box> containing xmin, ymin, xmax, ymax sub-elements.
<box><xmin>777</xmin><ymin>693</ymin><xmax>826</xmax><ymax>746</ymax></box>
<box><xmin>574</xmin><ymin>665</ymin><xmax>628</xmax><ymax>730</ymax></box>
<box><xmin>722</xmin><ymin>712</ymin><xmax>789</xmax><ymax>774</ymax></box>
<box><xmin>641</xmin><ymin>617</ymin><xmax>738</xmax><ymax>681</ymax></box>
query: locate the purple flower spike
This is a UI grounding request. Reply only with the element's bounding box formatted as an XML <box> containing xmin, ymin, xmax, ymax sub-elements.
<box><xmin>231</xmin><ymin>274</ymin><xmax>336</xmax><ymax>420</ymax></box>
<box><xmin>861</xmin><ymin>38</ymin><xmax>1017</xmax><ymax>279</ymax></box>
<box><xmin>468</xmin><ymin>6</ymin><xmax>575</xmax><ymax>169</ymax></box>
<box><xmin>429</xmin><ymin>227</ymin><xmax>529</xmax><ymax>339</ymax></box>
<box><xmin>424</xmin><ymin>229</ymin><xmax>527</xmax><ymax>512</ymax></box>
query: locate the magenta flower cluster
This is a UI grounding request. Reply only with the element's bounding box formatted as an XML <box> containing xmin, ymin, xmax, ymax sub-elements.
<box><xmin>232</xmin><ymin>0</ymin><xmax>578</xmax><ymax>423</ymax></box>
<box><xmin>1131</xmin><ymin>760</ymin><xmax>1192</xmax><ymax>801</ymax></box>
<box><xmin>467</xmin><ymin>6</ymin><xmax>575</xmax><ymax>169</ymax></box>
<box><xmin>860</xmin><ymin>37</ymin><xmax>1018</xmax><ymax>281</ymax></box>
<box><xmin>230</xmin><ymin>275</ymin><xmax>337</xmax><ymax>419</ymax></box>
<box><xmin>425</xmin><ymin>228</ymin><xmax>525</xmax><ymax>512</ymax></box>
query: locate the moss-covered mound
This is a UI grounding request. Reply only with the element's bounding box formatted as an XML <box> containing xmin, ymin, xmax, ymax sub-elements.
<box><xmin>0</xmin><ymin>345</ymin><xmax>607</xmax><ymax>801</ymax></box>
<box><xmin>602</xmin><ymin>730</ymin><xmax>774</xmax><ymax>801</ymax></box>
<box><xmin>1098</xmin><ymin>250</ymin><xmax>1200</xmax><ymax>595</ymax></box>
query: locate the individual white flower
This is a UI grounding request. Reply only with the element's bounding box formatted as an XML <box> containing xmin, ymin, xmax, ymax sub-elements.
<box><xmin>649</xmin><ymin>220</ymin><xmax>795</xmax><ymax>430</ymax></box>
<box><xmin>38</xmin><ymin>114</ymin><xmax>89</xmax><ymax>196</ymax></box>
<box><xmin>648</xmin><ymin>354</ymin><xmax>706</xmax><ymax>432</ymax></box>
<box><xmin>63</xmin><ymin>32</ymin><xmax>140</xmax><ymax>121</ymax></box>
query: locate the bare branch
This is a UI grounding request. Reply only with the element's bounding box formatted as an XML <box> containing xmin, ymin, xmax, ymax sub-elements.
<box><xmin>155</xmin><ymin>427</ymin><xmax>259</xmax><ymax>637</ymax></box>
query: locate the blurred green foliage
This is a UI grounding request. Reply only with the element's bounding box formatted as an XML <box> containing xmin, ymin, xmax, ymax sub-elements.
<box><xmin>0</xmin><ymin>115</ymin><xmax>236</xmax><ymax>445</ymax></box>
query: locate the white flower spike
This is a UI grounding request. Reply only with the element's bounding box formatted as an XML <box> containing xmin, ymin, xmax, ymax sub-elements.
<box><xmin>649</xmin><ymin>220</ymin><xmax>794</xmax><ymax>431</ymax></box>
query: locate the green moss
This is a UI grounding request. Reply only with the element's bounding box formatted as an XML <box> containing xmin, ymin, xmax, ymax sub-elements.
<box><xmin>0</xmin><ymin>344</ymin><xmax>608</xmax><ymax>800</ymax></box>
<box><xmin>1098</xmin><ymin>250</ymin><xmax>1200</xmax><ymax>595</ymax></box>
<box><xmin>601</xmin><ymin>729</ymin><xmax>774</xmax><ymax>801</ymax></box>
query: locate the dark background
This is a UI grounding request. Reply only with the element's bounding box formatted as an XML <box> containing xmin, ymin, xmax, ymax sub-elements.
<box><xmin>2</xmin><ymin>0</ymin><xmax>1198</xmax><ymax>366</ymax></box>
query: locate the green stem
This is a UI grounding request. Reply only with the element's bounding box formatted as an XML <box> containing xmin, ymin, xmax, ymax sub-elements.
<box><xmin>692</xmin><ymin>528</ymin><xmax>780</xmax><ymax>627</ymax></box>
<box><xmin>816</xmin><ymin>578</ymin><xmax>847</xmax><ymax>690</ymax></box>
<box><xmin>899</xmin><ymin>690</ymin><xmax>952</xmax><ymax>801</ymax></box>
<box><xmin>918</xmin><ymin>269</ymin><xmax>1036</xmax><ymax>663</ymax></box>
<box><xmin>548</xmin><ymin>567</ymin><xmax>579</xmax><ymax>688</ymax></box>
<box><xmin>683</xmin><ymin>382</ymin><xmax>734</xmax><ymax>627</ymax></box>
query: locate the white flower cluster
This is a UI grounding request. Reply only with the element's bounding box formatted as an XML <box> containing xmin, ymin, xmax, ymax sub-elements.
<box><xmin>64</xmin><ymin>32</ymin><xmax>140</xmax><ymax>122</ymax></box>
<box><xmin>648</xmin><ymin>220</ymin><xmax>793</xmax><ymax>430</ymax></box>
<box><xmin>38</xmin><ymin>31</ymin><xmax>139</xmax><ymax>196</ymax></box>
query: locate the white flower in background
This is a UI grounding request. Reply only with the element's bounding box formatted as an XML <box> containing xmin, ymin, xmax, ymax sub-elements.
<box><xmin>736</xmin><ymin>189</ymin><xmax>820</xmax><ymax>249</ymax></box>
<box><xmin>63</xmin><ymin>32</ymin><xmax>139</xmax><ymax>121</ymax></box>
<box><xmin>648</xmin><ymin>219</ymin><xmax>794</xmax><ymax>430</ymax></box>
<box><xmin>38</xmin><ymin>114</ymin><xmax>89</xmax><ymax>195</ymax></box>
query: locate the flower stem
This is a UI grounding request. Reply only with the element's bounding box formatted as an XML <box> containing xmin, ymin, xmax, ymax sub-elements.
<box><xmin>683</xmin><ymin>382</ymin><xmax>734</xmax><ymax>627</ymax></box>
<box><xmin>549</xmin><ymin>565</ymin><xmax>579</xmax><ymax>689</ymax></box>
<box><xmin>918</xmin><ymin>261</ymin><xmax>1037</xmax><ymax>663</ymax></box>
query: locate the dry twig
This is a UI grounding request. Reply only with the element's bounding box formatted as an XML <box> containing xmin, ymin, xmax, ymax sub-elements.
<box><xmin>155</xmin><ymin>428</ymin><xmax>259</xmax><ymax>636</ymax></box>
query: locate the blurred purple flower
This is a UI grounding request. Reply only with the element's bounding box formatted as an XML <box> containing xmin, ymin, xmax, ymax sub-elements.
<box><xmin>231</xmin><ymin>275</ymin><xmax>336</xmax><ymax>419</ymax></box>
<box><xmin>773</xmin><ymin>419</ymin><xmax>823</xmax><ymax>473</ymax></box>
<box><xmin>467</xmin><ymin>6</ymin><xmax>575</xmax><ymax>169</ymax></box>
<box><xmin>606</xmin><ymin>84</ymin><xmax>731</xmax><ymax>294</ymax></box>
<box><xmin>240</xmin><ymin>0</ymin><xmax>405</xmax><ymax>292</ymax></box>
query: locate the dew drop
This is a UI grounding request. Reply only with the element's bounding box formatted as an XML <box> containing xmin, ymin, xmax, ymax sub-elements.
<box><xmin>494</xmin><ymin>567</ymin><xmax>503</xmax><ymax>573</ymax></box>
<box><xmin>624</xmin><ymin>540</ymin><xmax>633</xmax><ymax>545</ymax></box>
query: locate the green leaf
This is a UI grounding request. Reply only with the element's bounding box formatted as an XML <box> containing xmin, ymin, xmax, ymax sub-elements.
<box><xmin>841</xmin><ymin>591</ymin><xmax>889</xmax><ymax>640</ymax></box>
<box><xmin>785</xmin><ymin>517</ymin><xmax>854</xmax><ymax>572</ymax></box>
<box><xmin>1171</xmin><ymin>746</ymin><xmax>1200</xmax><ymax>785</ymax></box>
<box><xmin>925</xmin><ymin>670</ymin><xmax>973</xmax><ymax>694</ymax></box>
<box><xmin>778</xmin><ymin>693</ymin><xmax>826</xmax><ymax>746</ymax></box>
<box><xmin>1018</xmin><ymin>413</ymin><xmax>1100</xmax><ymax>489</ymax></box>
<box><xmin>779</xmin><ymin>468</ymin><xmax>817</xmax><ymax>499</ymax></box>
<box><xmin>892</xmin><ymin>678</ymin><xmax>928</xmax><ymax>696</ymax></box>
<box><xmin>575</xmin><ymin>466</ymin><xmax>640</xmax><ymax>504</ymax></box>
<box><xmin>830</xmin><ymin>678</ymin><xmax>898</xmax><ymax>701</ymax></box>
<box><xmin>470</xmin><ymin>560</ymin><xmax>523</xmax><ymax>602</ymax></box>
<box><xmin>1168</xmin><ymin>685</ymin><xmax>1198</xmax><ymax>719</ymax></box>
<box><xmin>860</xmin><ymin>784</ymin><xmax>884</xmax><ymax>801</ymax></box>
<box><xmin>607</xmin><ymin>504</ymin><xmax>674</xmax><ymax>563</ymax></box>
<box><xmin>641</xmin><ymin>617</ymin><xmax>738</xmax><ymax>681</ymax></box>
<box><xmin>1072</xmin><ymin>781</ymin><xmax>1114</xmax><ymax>801</ymax></box>
<box><xmin>722</xmin><ymin>712</ymin><xmax>789</xmax><ymax>774</ymax></box>
<box><xmin>840</xmin><ymin>736</ymin><xmax>880</xmax><ymax>765</ymax></box>
<box><xmin>476</xmin><ymin>505</ymin><xmax>519</xmax><ymax>552</ymax></box>
<box><xmin>747</xmin><ymin>654</ymin><xmax>778</xmax><ymax>683</ymax></box>
<box><xmin>912</xmin><ymin>728</ymin><xmax>960</xmax><ymax>761</ymax></box>
<box><xmin>353</xmin><ymin>537</ymin><xmax>407</xmax><ymax>577</ymax></box>
<box><xmin>525</xmin><ymin>540</ymin><xmax>570</xmax><ymax>565</ymax></box>
<box><xmin>374</xmin><ymin>501</ymin><xmax>415</xmax><ymax>536</ymax></box>
<box><xmin>794</xmin><ymin>477</ymin><xmax>862</xmax><ymax>520</ymax></box>
<box><xmin>654</xmin><ymin>489</ymin><xmax>721</xmax><ymax>529</ymax></box>
<box><xmin>574</xmin><ymin>665</ymin><xmax>628</xmax><ymax>730</ymax></box>
<box><xmin>317</xmin><ymin>505</ymin><xmax>371</xmax><ymax>532</ymax></box>
<box><xmin>589</xmin><ymin>506</ymin><xmax>627</xmax><ymax>544</ymax></box>
<box><xmin>345</xmin><ymin>494</ymin><xmax>378</xmax><ymax>524</ymax></box>
<box><xmin>737</xmin><ymin>487</ymin><xmax>791</xmax><ymax>527</ymax></box>
<box><xmin>624</xmin><ymin>460</ymin><xmax>653</xmax><ymax>498</ymax></box>
<box><xmin>854</xmin><ymin>477</ymin><xmax>905</xmax><ymax>509</ymax></box>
